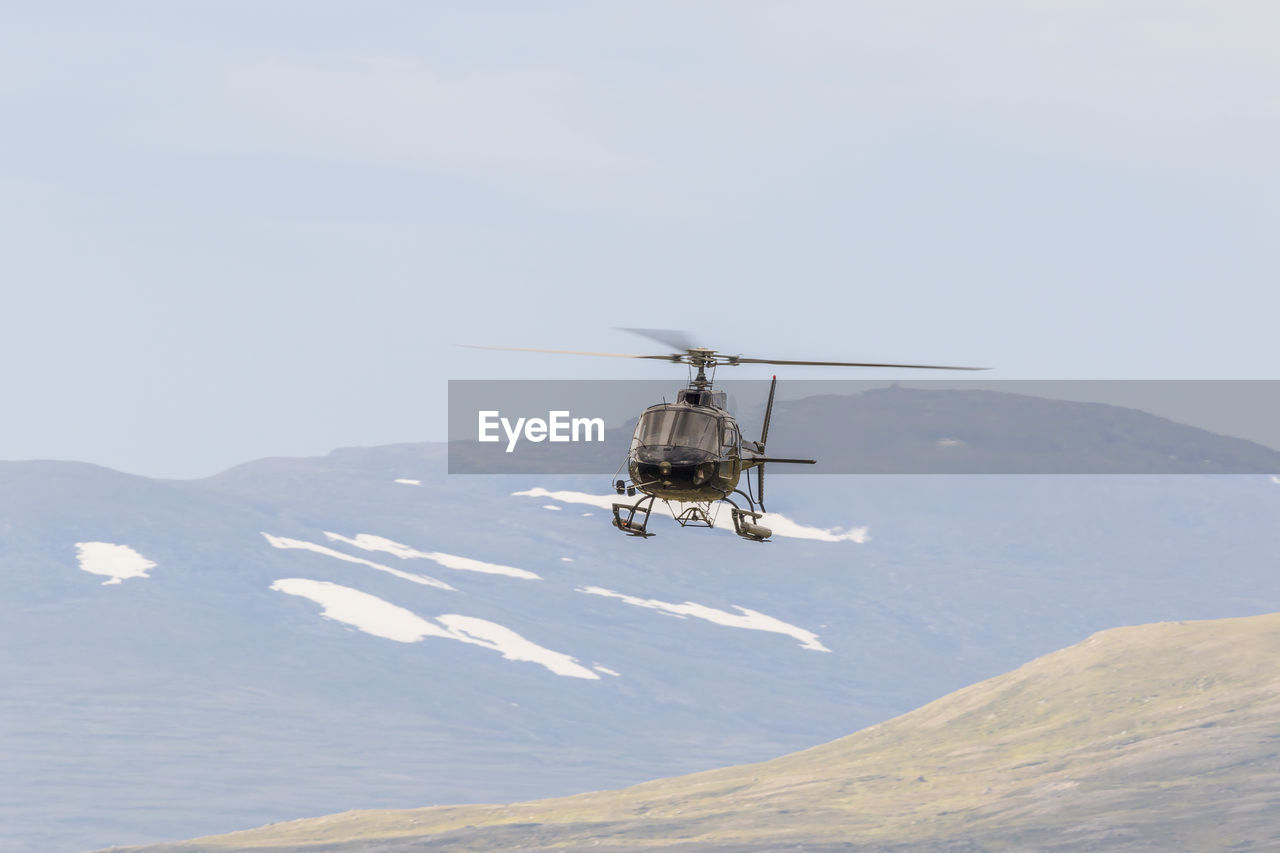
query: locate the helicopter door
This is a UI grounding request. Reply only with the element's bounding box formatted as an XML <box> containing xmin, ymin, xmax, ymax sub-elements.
<box><xmin>720</xmin><ymin>420</ymin><xmax>739</xmax><ymax>457</ymax></box>
<box><xmin>718</xmin><ymin>420</ymin><xmax>739</xmax><ymax>479</ymax></box>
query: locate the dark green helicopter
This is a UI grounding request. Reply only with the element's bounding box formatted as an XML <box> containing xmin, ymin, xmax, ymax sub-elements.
<box><xmin>474</xmin><ymin>329</ymin><xmax>983</xmax><ymax>541</ymax></box>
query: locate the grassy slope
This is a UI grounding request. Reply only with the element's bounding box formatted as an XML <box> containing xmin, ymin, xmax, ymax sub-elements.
<box><xmin>115</xmin><ymin>612</ymin><xmax>1280</xmax><ymax>852</ymax></box>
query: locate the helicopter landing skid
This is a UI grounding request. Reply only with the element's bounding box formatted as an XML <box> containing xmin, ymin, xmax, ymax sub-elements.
<box><xmin>612</xmin><ymin>495</ymin><xmax>657</xmax><ymax>537</ymax></box>
<box><xmin>730</xmin><ymin>507</ymin><xmax>772</xmax><ymax>542</ymax></box>
<box><xmin>673</xmin><ymin>503</ymin><xmax>715</xmax><ymax>528</ymax></box>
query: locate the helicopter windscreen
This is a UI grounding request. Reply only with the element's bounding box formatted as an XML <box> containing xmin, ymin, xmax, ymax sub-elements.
<box><xmin>634</xmin><ymin>408</ymin><xmax>720</xmax><ymax>452</ymax></box>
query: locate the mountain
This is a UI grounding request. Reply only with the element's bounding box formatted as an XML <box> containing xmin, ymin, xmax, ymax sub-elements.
<box><xmin>4</xmin><ymin>390</ymin><xmax>1280</xmax><ymax>852</ymax></box>
<box><xmin>763</xmin><ymin>385</ymin><xmax>1280</xmax><ymax>473</ymax></box>
<box><xmin>448</xmin><ymin>383</ymin><xmax>1280</xmax><ymax>475</ymax></box>
<box><xmin>106</xmin><ymin>610</ymin><xmax>1280</xmax><ymax>852</ymax></box>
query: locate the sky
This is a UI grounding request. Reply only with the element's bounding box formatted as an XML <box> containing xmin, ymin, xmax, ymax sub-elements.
<box><xmin>3</xmin><ymin>1</ymin><xmax>1278</xmax><ymax>478</ymax></box>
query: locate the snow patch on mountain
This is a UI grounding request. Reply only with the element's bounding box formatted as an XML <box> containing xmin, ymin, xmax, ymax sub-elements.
<box><xmin>512</xmin><ymin>487</ymin><xmax>620</xmax><ymax>510</ymax></box>
<box><xmin>263</xmin><ymin>534</ymin><xmax>455</xmax><ymax>590</ymax></box>
<box><xmin>74</xmin><ymin>542</ymin><xmax>156</xmax><ymax>585</ymax></box>
<box><xmin>1272</xmin><ymin>475</ymin><xmax>1280</xmax><ymax>484</ymax></box>
<box><xmin>578</xmin><ymin>586</ymin><xmax>830</xmax><ymax>652</ymax></box>
<box><xmin>422</xmin><ymin>550</ymin><xmax>540</xmax><ymax>580</ymax></box>
<box><xmin>543</xmin><ymin>505</ymin><xmax>562</xmax><ymax>511</ymax></box>
<box><xmin>271</xmin><ymin>578</ymin><xmax>448</xmax><ymax>642</ymax></box>
<box><xmin>761</xmin><ymin>514</ymin><xmax>869</xmax><ymax>543</ymax></box>
<box><xmin>593</xmin><ymin>664</ymin><xmax>620</xmax><ymax>677</ymax></box>
<box><xmin>322</xmin><ymin>532</ymin><xmax>540</xmax><ymax>580</ymax></box>
<box><xmin>394</xmin><ymin>478</ymin><xmax>421</xmax><ymax>486</ymax></box>
<box><xmin>514</xmin><ymin>487</ymin><xmax>868</xmax><ymax>543</ymax></box>
<box><xmin>271</xmin><ymin>578</ymin><xmax>599</xmax><ymax>679</ymax></box>
<box><xmin>435</xmin><ymin>615</ymin><xmax>599</xmax><ymax>679</ymax></box>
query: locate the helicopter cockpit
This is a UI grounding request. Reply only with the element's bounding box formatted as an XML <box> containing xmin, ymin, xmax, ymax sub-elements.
<box><xmin>627</xmin><ymin>404</ymin><xmax>737</xmax><ymax>498</ymax></box>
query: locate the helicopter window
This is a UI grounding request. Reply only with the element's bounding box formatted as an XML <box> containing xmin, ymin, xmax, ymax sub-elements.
<box><xmin>635</xmin><ymin>409</ymin><xmax>719</xmax><ymax>451</ymax></box>
<box><xmin>721</xmin><ymin>421</ymin><xmax>739</xmax><ymax>456</ymax></box>
<box><xmin>634</xmin><ymin>410</ymin><xmax>673</xmax><ymax>446</ymax></box>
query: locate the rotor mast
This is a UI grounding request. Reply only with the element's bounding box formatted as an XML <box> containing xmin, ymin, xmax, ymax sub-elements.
<box><xmin>687</xmin><ymin>348</ymin><xmax>717</xmax><ymax>389</ymax></box>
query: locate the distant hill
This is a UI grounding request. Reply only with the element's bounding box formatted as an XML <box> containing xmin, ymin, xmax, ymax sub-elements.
<box><xmin>765</xmin><ymin>385</ymin><xmax>1280</xmax><ymax>473</ymax></box>
<box><xmin>113</xmin><ymin>611</ymin><xmax>1280</xmax><ymax>852</ymax></box>
<box><xmin>448</xmin><ymin>384</ymin><xmax>1280</xmax><ymax>474</ymax></box>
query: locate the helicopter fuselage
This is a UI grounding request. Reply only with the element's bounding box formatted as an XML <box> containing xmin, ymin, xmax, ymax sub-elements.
<box><xmin>625</xmin><ymin>393</ymin><xmax>756</xmax><ymax>503</ymax></box>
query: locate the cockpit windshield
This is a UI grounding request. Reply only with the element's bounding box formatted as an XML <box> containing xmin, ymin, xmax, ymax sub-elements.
<box><xmin>634</xmin><ymin>408</ymin><xmax>720</xmax><ymax>452</ymax></box>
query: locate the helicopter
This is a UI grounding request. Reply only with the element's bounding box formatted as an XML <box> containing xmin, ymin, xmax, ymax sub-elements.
<box><xmin>471</xmin><ymin>329</ymin><xmax>984</xmax><ymax>541</ymax></box>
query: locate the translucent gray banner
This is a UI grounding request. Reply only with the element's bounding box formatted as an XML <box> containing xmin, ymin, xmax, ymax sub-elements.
<box><xmin>448</xmin><ymin>380</ymin><xmax>1280</xmax><ymax>474</ymax></box>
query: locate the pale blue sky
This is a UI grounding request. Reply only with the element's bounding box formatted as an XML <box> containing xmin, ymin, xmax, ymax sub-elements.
<box><xmin>3</xmin><ymin>2</ymin><xmax>1278</xmax><ymax>478</ymax></box>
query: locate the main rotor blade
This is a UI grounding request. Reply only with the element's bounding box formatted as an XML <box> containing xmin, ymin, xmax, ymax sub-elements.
<box><xmin>462</xmin><ymin>345</ymin><xmax>674</xmax><ymax>360</ymax></box>
<box><xmin>735</xmin><ymin>357</ymin><xmax>987</xmax><ymax>370</ymax></box>
<box><xmin>618</xmin><ymin>328</ymin><xmax>697</xmax><ymax>352</ymax></box>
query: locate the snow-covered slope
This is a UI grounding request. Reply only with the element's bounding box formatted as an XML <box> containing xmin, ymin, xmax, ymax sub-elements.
<box><xmin>3</xmin><ymin>433</ymin><xmax>1280</xmax><ymax>853</ymax></box>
